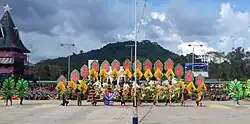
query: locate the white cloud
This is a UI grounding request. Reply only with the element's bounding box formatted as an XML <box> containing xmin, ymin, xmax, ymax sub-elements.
<box><xmin>178</xmin><ymin>41</ymin><xmax>216</xmax><ymax>56</ymax></box>
<box><xmin>150</xmin><ymin>12</ymin><xmax>167</xmax><ymax>22</ymax></box>
<box><xmin>217</xmin><ymin>2</ymin><xmax>250</xmax><ymax>50</ymax></box>
<box><xmin>3</xmin><ymin>1</ymin><xmax>250</xmax><ymax>63</ymax></box>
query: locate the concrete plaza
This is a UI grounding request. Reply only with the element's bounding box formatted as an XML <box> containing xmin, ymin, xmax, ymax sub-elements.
<box><xmin>0</xmin><ymin>100</ymin><xmax>250</xmax><ymax>124</ymax></box>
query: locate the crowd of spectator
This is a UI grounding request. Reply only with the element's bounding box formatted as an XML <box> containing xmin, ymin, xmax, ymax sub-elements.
<box><xmin>25</xmin><ymin>83</ymin><xmax>57</xmax><ymax>100</ymax></box>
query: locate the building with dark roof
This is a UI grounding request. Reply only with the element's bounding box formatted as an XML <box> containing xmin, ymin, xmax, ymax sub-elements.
<box><xmin>0</xmin><ymin>4</ymin><xmax>34</xmax><ymax>81</ymax></box>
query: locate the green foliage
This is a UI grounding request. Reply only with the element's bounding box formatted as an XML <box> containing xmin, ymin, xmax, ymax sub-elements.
<box><xmin>16</xmin><ymin>78</ymin><xmax>29</xmax><ymax>91</ymax></box>
<box><xmin>228</xmin><ymin>79</ymin><xmax>243</xmax><ymax>100</ymax></box>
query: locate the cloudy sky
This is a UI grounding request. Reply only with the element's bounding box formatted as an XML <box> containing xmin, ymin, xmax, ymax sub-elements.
<box><xmin>1</xmin><ymin>0</ymin><xmax>250</xmax><ymax>63</ymax></box>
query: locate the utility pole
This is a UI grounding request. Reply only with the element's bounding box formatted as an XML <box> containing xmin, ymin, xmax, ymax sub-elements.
<box><xmin>60</xmin><ymin>43</ymin><xmax>75</xmax><ymax>82</ymax></box>
<box><xmin>132</xmin><ymin>0</ymin><xmax>138</xmax><ymax>123</ymax></box>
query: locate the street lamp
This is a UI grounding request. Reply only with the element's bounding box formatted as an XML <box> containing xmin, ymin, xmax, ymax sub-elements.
<box><xmin>188</xmin><ymin>44</ymin><xmax>203</xmax><ymax>73</ymax></box>
<box><xmin>60</xmin><ymin>43</ymin><xmax>75</xmax><ymax>82</ymax></box>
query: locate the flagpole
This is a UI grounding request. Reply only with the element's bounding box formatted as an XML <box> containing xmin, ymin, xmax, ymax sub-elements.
<box><xmin>132</xmin><ymin>0</ymin><xmax>138</xmax><ymax>123</ymax></box>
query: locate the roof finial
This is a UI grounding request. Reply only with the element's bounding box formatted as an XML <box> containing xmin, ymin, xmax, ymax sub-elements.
<box><xmin>3</xmin><ymin>4</ymin><xmax>12</xmax><ymax>12</ymax></box>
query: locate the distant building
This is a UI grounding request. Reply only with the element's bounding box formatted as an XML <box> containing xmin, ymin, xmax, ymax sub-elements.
<box><xmin>0</xmin><ymin>5</ymin><xmax>34</xmax><ymax>82</ymax></box>
<box><xmin>197</xmin><ymin>53</ymin><xmax>229</xmax><ymax>64</ymax></box>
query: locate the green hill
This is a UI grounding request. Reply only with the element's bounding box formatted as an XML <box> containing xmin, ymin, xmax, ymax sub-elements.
<box><xmin>34</xmin><ymin>40</ymin><xmax>179</xmax><ymax>80</ymax></box>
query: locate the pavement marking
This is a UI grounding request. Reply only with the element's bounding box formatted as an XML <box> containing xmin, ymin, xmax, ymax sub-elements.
<box><xmin>34</xmin><ymin>104</ymin><xmax>57</xmax><ymax>108</ymax></box>
<box><xmin>208</xmin><ymin>104</ymin><xmax>233</xmax><ymax>109</ymax></box>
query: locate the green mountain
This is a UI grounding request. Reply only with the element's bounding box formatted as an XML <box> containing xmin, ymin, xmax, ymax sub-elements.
<box><xmin>34</xmin><ymin>40</ymin><xmax>179</xmax><ymax>80</ymax></box>
<box><xmin>37</xmin><ymin>40</ymin><xmax>179</xmax><ymax>67</ymax></box>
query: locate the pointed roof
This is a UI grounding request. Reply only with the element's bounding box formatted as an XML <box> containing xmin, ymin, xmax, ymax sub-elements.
<box><xmin>0</xmin><ymin>4</ymin><xmax>30</xmax><ymax>53</ymax></box>
<box><xmin>0</xmin><ymin>4</ymin><xmax>15</xmax><ymax>28</ymax></box>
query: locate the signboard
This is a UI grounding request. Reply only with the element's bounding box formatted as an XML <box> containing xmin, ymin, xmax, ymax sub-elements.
<box><xmin>184</xmin><ymin>63</ymin><xmax>209</xmax><ymax>77</ymax></box>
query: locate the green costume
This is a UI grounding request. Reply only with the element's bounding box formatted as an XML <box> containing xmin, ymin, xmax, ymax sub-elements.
<box><xmin>244</xmin><ymin>79</ymin><xmax>250</xmax><ymax>97</ymax></box>
<box><xmin>1</xmin><ymin>77</ymin><xmax>15</xmax><ymax>106</ymax></box>
<box><xmin>16</xmin><ymin>79</ymin><xmax>29</xmax><ymax>105</ymax></box>
<box><xmin>228</xmin><ymin>79</ymin><xmax>243</xmax><ymax>106</ymax></box>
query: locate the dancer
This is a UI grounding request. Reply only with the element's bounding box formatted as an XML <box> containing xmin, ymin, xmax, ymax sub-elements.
<box><xmin>120</xmin><ymin>92</ymin><xmax>125</xmax><ymax>106</ymax></box>
<box><xmin>121</xmin><ymin>84</ymin><xmax>130</xmax><ymax>106</ymax></box>
<box><xmin>78</xmin><ymin>80</ymin><xmax>88</xmax><ymax>106</ymax></box>
<box><xmin>6</xmin><ymin>89</ymin><xmax>12</xmax><ymax>106</ymax></box>
<box><xmin>161</xmin><ymin>81</ymin><xmax>170</xmax><ymax>106</ymax></box>
<box><xmin>19</xmin><ymin>89</ymin><xmax>25</xmax><ymax>105</ymax></box>
<box><xmin>180</xmin><ymin>85</ymin><xmax>187</xmax><ymax>106</ymax></box>
<box><xmin>61</xmin><ymin>93</ymin><xmax>69</xmax><ymax>106</ymax></box>
<box><xmin>168</xmin><ymin>81</ymin><xmax>174</xmax><ymax>106</ymax></box>
<box><xmin>55</xmin><ymin>81</ymin><xmax>67</xmax><ymax>106</ymax></box>
<box><xmin>104</xmin><ymin>88</ymin><xmax>114</xmax><ymax>106</ymax></box>
<box><xmin>16</xmin><ymin>78</ymin><xmax>29</xmax><ymax>105</ymax></box>
<box><xmin>76</xmin><ymin>88</ymin><xmax>82</xmax><ymax>106</ymax></box>
<box><xmin>192</xmin><ymin>89</ymin><xmax>200</xmax><ymax>106</ymax></box>
<box><xmin>137</xmin><ymin>87</ymin><xmax>142</xmax><ymax>106</ymax></box>
<box><xmin>195</xmin><ymin>90</ymin><xmax>203</xmax><ymax>106</ymax></box>
<box><xmin>228</xmin><ymin>79</ymin><xmax>243</xmax><ymax>106</ymax></box>
<box><xmin>195</xmin><ymin>75</ymin><xmax>207</xmax><ymax>107</ymax></box>
<box><xmin>153</xmin><ymin>84</ymin><xmax>160</xmax><ymax>106</ymax></box>
<box><xmin>61</xmin><ymin>93</ymin><xmax>66</xmax><ymax>106</ymax></box>
<box><xmin>1</xmin><ymin>77</ymin><xmax>14</xmax><ymax>106</ymax></box>
<box><xmin>91</xmin><ymin>94</ymin><xmax>97</xmax><ymax>106</ymax></box>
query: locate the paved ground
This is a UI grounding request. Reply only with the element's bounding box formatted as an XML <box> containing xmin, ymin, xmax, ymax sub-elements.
<box><xmin>0</xmin><ymin>100</ymin><xmax>250</xmax><ymax>124</ymax></box>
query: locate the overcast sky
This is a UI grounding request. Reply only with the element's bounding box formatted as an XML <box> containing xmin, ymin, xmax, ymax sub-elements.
<box><xmin>1</xmin><ymin>0</ymin><xmax>250</xmax><ymax>63</ymax></box>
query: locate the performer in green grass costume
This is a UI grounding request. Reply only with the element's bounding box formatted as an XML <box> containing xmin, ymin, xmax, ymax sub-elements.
<box><xmin>1</xmin><ymin>77</ymin><xmax>15</xmax><ymax>106</ymax></box>
<box><xmin>243</xmin><ymin>79</ymin><xmax>250</xmax><ymax>98</ymax></box>
<box><xmin>228</xmin><ymin>79</ymin><xmax>243</xmax><ymax>106</ymax></box>
<box><xmin>16</xmin><ymin>78</ymin><xmax>29</xmax><ymax>105</ymax></box>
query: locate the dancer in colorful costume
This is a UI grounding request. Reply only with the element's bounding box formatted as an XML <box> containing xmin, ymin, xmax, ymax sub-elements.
<box><xmin>228</xmin><ymin>79</ymin><xmax>243</xmax><ymax>106</ymax></box>
<box><xmin>153</xmin><ymin>84</ymin><xmax>161</xmax><ymax>105</ymax></box>
<box><xmin>78</xmin><ymin>80</ymin><xmax>88</xmax><ymax>106</ymax></box>
<box><xmin>131</xmin><ymin>81</ymin><xmax>142</xmax><ymax>106</ymax></box>
<box><xmin>137</xmin><ymin>86</ymin><xmax>142</xmax><ymax>106</ymax></box>
<box><xmin>75</xmin><ymin>88</ymin><xmax>81</xmax><ymax>106</ymax></box>
<box><xmin>175</xmin><ymin>64</ymin><xmax>185</xmax><ymax>106</ymax></box>
<box><xmin>195</xmin><ymin>75</ymin><xmax>207</xmax><ymax>107</ymax></box>
<box><xmin>1</xmin><ymin>77</ymin><xmax>15</xmax><ymax>106</ymax></box>
<box><xmin>176</xmin><ymin>80</ymin><xmax>186</xmax><ymax>106</ymax></box>
<box><xmin>121</xmin><ymin>83</ymin><xmax>130</xmax><ymax>105</ymax></box>
<box><xmin>104</xmin><ymin>88</ymin><xmax>114</xmax><ymax>106</ymax></box>
<box><xmin>56</xmin><ymin>81</ymin><xmax>67</xmax><ymax>106</ymax></box>
<box><xmin>93</xmin><ymin>81</ymin><xmax>102</xmax><ymax>106</ymax></box>
<box><xmin>161</xmin><ymin>81</ymin><xmax>170</xmax><ymax>105</ymax></box>
<box><xmin>113</xmin><ymin>85</ymin><xmax>121</xmax><ymax>103</ymax></box>
<box><xmin>67</xmin><ymin>80</ymin><xmax>76</xmax><ymax>100</ymax></box>
<box><xmin>168</xmin><ymin>80</ymin><xmax>174</xmax><ymax>106</ymax></box>
<box><xmin>185</xmin><ymin>71</ymin><xmax>196</xmax><ymax>105</ymax></box>
<box><xmin>16</xmin><ymin>78</ymin><xmax>29</xmax><ymax>105</ymax></box>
